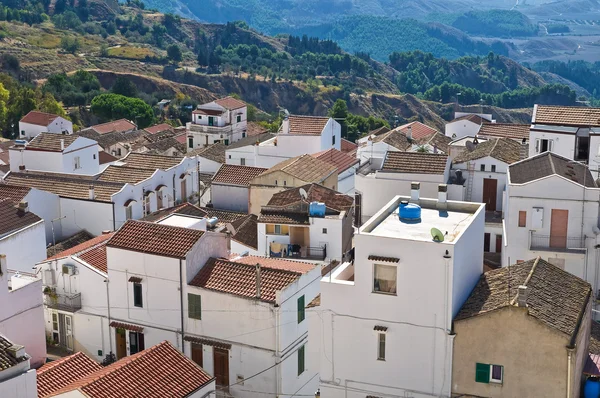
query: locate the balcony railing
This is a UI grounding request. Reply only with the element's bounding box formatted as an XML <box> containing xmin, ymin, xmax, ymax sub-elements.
<box><xmin>44</xmin><ymin>292</ymin><xmax>82</xmax><ymax>312</ymax></box>
<box><xmin>187</xmin><ymin>123</ymin><xmax>232</xmax><ymax>135</ymax></box>
<box><xmin>529</xmin><ymin>233</ymin><xmax>586</xmax><ymax>254</ymax></box>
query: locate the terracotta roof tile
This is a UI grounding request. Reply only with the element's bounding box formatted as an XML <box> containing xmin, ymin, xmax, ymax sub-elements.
<box><xmin>266</xmin><ymin>183</ymin><xmax>354</xmax><ymax>213</ymax></box>
<box><xmin>258</xmin><ymin>154</ymin><xmax>337</xmax><ymax>183</ymax></box>
<box><xmin>98</xmin><ymin>165</ymin><xmax>156</xmax><ymax>184</ymax></box>
<box><xmin>227</xmin><ymin>214</ymin><xmax>258</xmax><ymax>250</ymax></box>
<box><xmin>415</xmin><ymin>131</ymin><xmax>452</xmax><ymax>154</ymax></box>
<box><xmin>121</xmin><ymin>152</ymin><xmax>183</xmax><ymax>170</ymax></box>
<box><xmin>247</xmin><ymin>121</ymin><xmax>268</xmax><ymax>137</ymax></box>
<box><xmin>226</xmin><ymin>132</ymin><xmax>275</xmax><ymax>149</ymax></box>
<box><xmin>20</xmin><ymin>111</ymin><xmax>60</xmax><ymax>126</ymax></box>
<box><xmin>46</xmin><ymin>230</ymin><xmax>95</xmax><ymax>257</ymax></box>
<box><xmin>287</xmin><ymin>115</ymin><xmax>329</xmax><ymax>135</ymax></box>
<box><xmin>478</xmin><ymin>123</ymin><xmax>530</xmax><ymax>141</ymax></box>
<box><xmin>199</xmin><ymin>207</ymin><xmax>247</xmax><ymax>225</ymax></box>
<box><xmin>451</xmin><ymin>114</ymin><xmax>486</xmax><ymax>125</ymax></box>
<box><xmin>48</xmin><ymin>341</ymin><xmax>213</xmax><ymax>398</ymax></box>
<box><xmin>214</xmin><ymin>96</ymin><xmax>246</xmax><ymax>110</ymax></box>
<box><xmin>509</xmin><ymin>152</ymin><xmax>596</xmax><ymax>187</ymax></box>
<box><xmin>257</xmin><ymin>211</ymin><xmax>309</xmax><ymax>225</ymax></box>
<box><xmin>144</xmin><ymin>123</ymin><xmax>173</xmax><ymax>135</ymax></box>
<box><xmin>26</xmin><ymin>133</ymin><xmax>79</xmax><ymax>152</ymax></box>
<box><xmin>87</xmin><ymin>119</ymin><xmax>136</xmax><ymax>135</ymax></box>
<box><xmin>77</xmin><ymin>130</ymin><xmax>146</xmax><ymax>151</ymax></box>
<box><xmin>340</xmin><ymin>138</ymin><xmax>358</xmax><ymax>153</ymax></box>
<box><xmin>0</xmin><ymin>199</ymin><xmax>42</xmax><ymax>236</ymax></box>
<box><xmin>590</xmin><ymin>321</ymin><xmax>600</xmax><ymax>355</ymax></box>
<box><xmin>46</xmin><ymin>232</ymin><xmax>114</xmax><ymax>262</ymax></box>
<box><xmin>37</xmin><ymin>352</ymin><xmax>102</xmax><ymax>397</ymax></box>
<box><xmin>382</xmin><ymin>152</ymin><xmax>448</xmax><ymax>174</ymax></box>
<box><xmin>189</xmin><ymin>143</ymin><xmax>226</xmax><ymax>164</ymax></box>
<box><xmin>313</xmin><ymin>148</ymin><xmax>359</xmax><ymax>173</ymax></box>
<box><xmin>78</xmin><ymin>243</ymin><xmax>109</xmax><ymax>273</ymax></box>
<box><xmin>0</xmin><ymin>335</ymin><xmax>27</xmax><ymax>372</ymax></box>
<box><xmin>213</xmin><ymin>164</ymin><xmax>267</xmax><ymax>186</ymax></box>
<box><xmin>98</xmin><ymin>151</ymin><xmax>118</xmax><ymax>165</ymax></box>
<box><xmin>231</xmin><ymin>254</ymin><xmax>316</xmax><ymax>274</ymax></box>
<box><xmin>369</xmin><ymin>126</ymin><xmax>390</xmax><ymax>137</ymax></box>
<box><xmin>306</xmin><ymin>294</ymin><xmax>320</xmax><ymax>308</ymax></box>
<box><xmin>395</xmin><ymin>121</ymin><xmax>439</xmax><ymax>140</ymax></box>
<box><xmin>0</xmin><ymin>184</ymin><xmax>31</xmax><ymax>202</ymax></box>
<box><xmin>189</xmin><ymin>257</ymin><xmax>302</xmax><ymax>302</ymax></box>
<box><xmin>455</xmin><ymin>258</ymin><xmax>591</xmax><ymax>339</ymax></box>
<box><xmin>107</xmin><ymin>220</ymin><xmax>204</xmax><ymax>259</ymax></box>
<box><xmin>370</xmin><ymin>129</ymin><xmax>411</xmax><ymax>151</ymax></box>
<box><xmin>453</xmin><ymin>138</ymin><xmax>522</xmax><ymax>165</ymax></box>
<box><xmin>534</xmin><ymin>105</ymin><xmax>600</xmax><ymax>127</ymax></box>
<box><xmin>143</xmin><ymin>137</ymin><xmax>186</xmax><ymax>155</ymax></box>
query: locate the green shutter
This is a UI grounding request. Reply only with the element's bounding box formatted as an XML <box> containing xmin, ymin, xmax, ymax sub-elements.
<box><xmin>297</xmin><ymin>295</ymin><xmax>305</xmax><ymax>323</ymax></box>
<box><xmin>475</xmin><ymin>363</ymin><xmax>490</xmax><ymax>383</ymax></box>
<box><xmin>298</xmin><ymin>345</ymin><xmax>305</xmax><ymax>376</ymax></box>
<box><xmin>188</xmin><ymin>294</ymin><xmax>202</xmax><ymax>320</ymax></box>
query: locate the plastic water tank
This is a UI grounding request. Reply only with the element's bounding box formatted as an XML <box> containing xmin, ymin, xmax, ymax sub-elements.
<box><xmin>309</xmin><ymin>202</ymin><xmax>326</xmax><ymax>217</ymax></box>
<box><xmin>207</xmin><ymin>217</ymin><xmax>219</xmax><ymax>228</ymax></box>
<box><xmin>584</xmin><ymin>377</ymin><xmax>600</xmax><ymax>398</ymax></box>
<box><xmin>398</xmin><ymin>200</ymin><xmax>421</xmax><ymax>221</ymax></box>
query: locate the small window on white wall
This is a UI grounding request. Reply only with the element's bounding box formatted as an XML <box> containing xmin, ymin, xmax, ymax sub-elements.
<box><xmin>532</xmin><ymin>207</ymin><xmax>543</xmax><ymax>229</ymax></box>
<box><xmin>74</xmin><ymin>156</ymin><xmax>81</xmax><ymax>170</ymax></box>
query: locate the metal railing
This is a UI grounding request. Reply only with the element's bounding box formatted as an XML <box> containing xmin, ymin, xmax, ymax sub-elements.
<box><xmin>187</xmin><ymin>123</ymin><xmax>233</xmax><ymax>135</ymax></box>
<box><xmin>529</xmin><ymin>233</ymin><xmax>586</xmax><ymax>253</ymax></box>
<box><xmin>45</xmin><ymin>293</ymin><xmax>82</xmax><ymax>312</ymax></box>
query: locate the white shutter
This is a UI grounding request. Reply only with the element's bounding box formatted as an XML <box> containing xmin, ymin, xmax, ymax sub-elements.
<box><xmin>548</xmin><ymin>140</ymin><xmax>554</xmax><ymax>152</ymax></box>
<box><xmin>535</xmin><ymin>139</ymin><xmax>540</xmax><ymax>153</ymax></box>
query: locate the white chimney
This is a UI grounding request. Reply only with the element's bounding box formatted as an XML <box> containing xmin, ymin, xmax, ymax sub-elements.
<box><xmin>438</xmin><ymin>184</ymin><xmax>448</xmax><ymax>204</ymax></box>
<box><xmin>517</xmin><ymin>285</ymin><xmax>528</xmax><ymax>307</ymax></box>
<box><xmin>0</xmin><ymin>254</ymin><xmax>5</xmax><ymax>276</ymax></box>
<box><xmin>89</xmin><ymin>185</ymin><xmax>95</xmax><ymax>200</ymax></box>
<box><xmin>281</xmin><ymin>114</ymin><xmax>290</xmax><ymax>134</ymax></box>
<box><xmin>410</xmin><ymin>182</ymin><xmax>420</xmax><ymax>202</ymax></box>
<box><xmin>406</xmin><ymin>125</ymin><xmax>412</xmax><ymax>140</ymax></box>
<box><xmin>60</xmin><ymin>139</ymin><xmax>65</xmax><ymax>151</ymax></box>
<box><xmin>255</xmin><ymin>263</ymin><xmax>262</xmax><ymax>299</ymax></box>
<box><xmin>17</xmin><ymin>201</ymin><xmax>29</xmax><ymax>213</ymax></box>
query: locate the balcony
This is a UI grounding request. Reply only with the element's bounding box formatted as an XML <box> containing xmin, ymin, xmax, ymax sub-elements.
<box><xmin>44</xmin><ymin>292</ymin><xmax>82</xmax><ymax>312</ymax></box>
<box><xmin>187</xmin><ymin>123</ymin><xmax>232</xmax><ymax>135</ymax></box>
<box><xmin>529</xmin><ymin>233</ymin><xmax>586</xmax><ymax>254</ymax></box>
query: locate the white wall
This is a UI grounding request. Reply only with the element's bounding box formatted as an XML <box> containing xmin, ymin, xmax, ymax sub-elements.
<box><xmin>445</xmin><ymin>120</ymin><xmax>480</xmax><ymax>139</ymax></box>
<box><xmin>226</xmin><ymin>145</ymin><xmax>257</xmax><ymax>167</ymax></box>
<box><xmin>20</xmin><ymin>116</ymin><xmax>72</xmax><ymax>139</ymax></box>
<box><xmin>198</xmin><ymin>157</ymin><xmax>222</xmax><ymax>174</ymax></box>
<box><xmin>25</xmin><ymin>188</ymin><xmax>62</xmax><ymax>244</ymax></box>
<box><xmin>10</xmin><ymin>138</ymin><xmax>99</xmax><ymax>175</ymax></box>
<box><xmin>338</xmin><ymin>167</ymin><xmax>357</xmax><ymax>195</ymax></box>
<box><xmin>211</xmin><ymin>184</ymin><xmax>249</xmax><ymax>212</ymax></box>
<box><xmin>230</xmin><ymin>240</ymin><xmax>260</xmax><ymax>256</ymax></box>
<box><xmin>0</xmin><ymin>221</ymin><xmax>46</xmax><ymax>273</ymax></box>
<box><xmin>528</xmin><ymin>129</ymin><xmax>575</xmax><ymax>160</ymax></box>
<box><xmin>309</xmin><ymin>217</ymin><xmax>343</xmax><ymax>262</ymax></box>
<box><xmin>60</xmin><ymin>199</ymin><xmax>114</xmax><ymax>237</ymax></box>
<box><xmin>0</xmin><ymin>368</ymin><xmax>37</xmax><ymax>398</ymax></box>
<box><xmin>453</xmin><ymin>156</ymin><xmax>509</xmax><ymax>211</ymax></box>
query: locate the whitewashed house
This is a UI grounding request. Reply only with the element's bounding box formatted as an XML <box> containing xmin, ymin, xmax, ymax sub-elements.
<box><xmin>309</xmin><ymin>188</ymin><xmax>485</xmax><ymax>398</ymax></box>
<box><xmin>9</xmin><ymin>133</ymin><xmax>100</xmax><ymax>176</ymax></box>
<box><xmin>257</xmin><ymin>184</ymin><xmax>354</xmax><ymax>262</ymax></box>
<box><xmin>448</xmin><ymin>136</ymin><xmax>488</xmax><ymax>161</ymax></box>
<box><xmin>0</xmin><ymin>200</ymin><xmax>46</xmax><ymax>273</ymax></box>
<box><xmin>356</xmin><ymin>127</ymin><xmax>410</xmax><ymax>165</ymax></box>
<box><xmin>225</xmin><ymin>133</ymin><xmax>276</xmax><ymax>167</ymax></box>
<box><xmin>187</xmin><ymin>97</ymin><xmax>248</xmax><ymax>148</ymax></box>
<box><xmin>0</xmin><ymin>255</ymin><xmax>45</xmax><ymax>369</ymax></box>
<box><xmin>190</xmin><ymin>143</ymin><xmax>225</xmax><ymax>174</ymax></box>
<box><xmin>445</xmin><ymin>113</ymin><xmax>492</xmax><ymax>140</ymax></box>
<box><xmin>0</xmin><ymin>334</ymin><xmax>37</xmax><ymax>398</ymax></box>
<box><xmin>35</xmin><ymin>233</ymin><xmax>113</xmax><ymax>362</ymax></box>
<box><xmin>211</xmin><ymin>164</ymin><xmax>266</xmax><ymax>212</ymax></box>
<box><xmin>19</xmin><ymin>111</ymin><xmax>72</xmax><ymax>140</ymax></box>
<box><xmin>312</xmin><ymin>148</ymin><xmax>359</xmax><ymax>195</ymax></box>
<box><xmin>226</xmin><ymin>214</ymin><xmax>260</xmax><ymax>255</ymax></box>
<box><xmin>186</xmin><ymin>254</ymin><xmax>320</xmax><ymax>397</ymax></box>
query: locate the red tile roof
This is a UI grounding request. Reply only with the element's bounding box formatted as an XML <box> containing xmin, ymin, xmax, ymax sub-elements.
<box><xmin>231</xmin><ymin>255</ymin><xmax>316</xmax><ymax>274</ymax></box>
<box><xmin>0</xmin><ymin>184</ymin><xmax>31</xmax><ymax>203</ymax></box>
<box><xmin>247</xmin><ymin>121</ymin><xmax>268</xmax><ymax>137</ymax></box>
<box><xmin>395</xmin><ymin>121</ymin><xmax>439</xmax><ymax>140</ymax></box>
<box><xmin>478</xmin><ymin>123</ymin><xmax>530</xmax><ymax>141</ymax></box>
<box><xmin>107</xmin><ymin>220</ymin><xmax>204</xmax><ymax>259</ymax></box>
<box><xmin>266</xmin><ymin>183</ymin><xmax>354</xmax><ymax>213</ymax></box>
<box><xmin>340</xmin><ymin>138</ymin><xmax>358</xmax><ymax>153</ymax></box>
<box><xmin>46</xmin><ymin>233</ymin><xmax>114</xmax><ymax>261</ymax></box>
<box><xmin>89</xmin><ymin>119</ymin><xmax>136</xmax><ymax>135</ymax></box>
<box><xmin>144</xmin><ymin>123</ymin><xmax>172</xmax><ymax>135</ymax></box>
<box><xmin>212</xmin><ymin>164</ymin><xmax>267</xmax><ymax>186</ymax></box>
<box><xmin>313</xmin><ymin>148</ymin><xmax>359</xmax><ymax>173</ymax></box>
<box><xmin>0</xmin><ymin>199</ymin><xmax>42</xmax><ymax>236</ymax></box>
<box><xmin>37</xmin><ymin>352</ymin><xmax>102</xmax><ymax>397</ymax></box>
<box><xmin>190</xmin><ymin>257</ymin><xmax>302</xmax><ymax>303</ymax></box>
<box><xmin>214</xmin><ymin>96</ymin><xmax>246</xmax><ymax>110</ymax></box>
<box><xmin>98</xmin><ymin>151</ymin><xmax>119</xmax><ymax>165</ymax></box>
<box><xmin>193</xmin><ymin>108</ymin><xmax>224</xmax><ymax>116</ymax></box>
<box><xmin>78</xmin><ymin>243</ymin><xmax>109</xmax><ymax>273</ymax></box>
<box><xmin>382</xmin><ymin>152</ymin><xmax>448</xmax><ymax>174</ymax></box>
<box><xmin>287</xmin><ymin>115</ymin><xmax>329</xmax><ymax>135</ymax></box>
<box><xmin>20</xmin><ymin>111</ymin><xmax>60</xmax><ymax>127</ymax></box>
<box><xmin>47</xmin><ymin>341</ymin><xmax>214</xmax><ymax>398</ymax></box>
<box><xmin>26</xmin><ymin>133</ymin><xmax>79</xmax><ymax>152</ymax></box>
<box><xmin>450</xmin><ymin>114</ymin><xmax>486</xmax><ymax>125</ymax></box>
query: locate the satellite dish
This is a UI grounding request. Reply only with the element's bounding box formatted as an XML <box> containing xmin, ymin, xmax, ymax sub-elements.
<box><xmin>465</xmin><ymin>141</ymin><xmax>475</xmax><ymax>152</ymax></box>
<box><xmin>299</xmin><ymin>188</ymin><xmax>308</xmax><ymax>201</ymax></box>
<box><xmin>431</xmin><ymin>227</ymin><xmax>445</xmax><ymax>242</ymax></box>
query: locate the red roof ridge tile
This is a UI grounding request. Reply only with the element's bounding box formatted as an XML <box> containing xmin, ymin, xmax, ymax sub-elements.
<box><xmin>46</xmin><ymin>233</ymin><xmax>114</xmax><ymax>262</ymax></box>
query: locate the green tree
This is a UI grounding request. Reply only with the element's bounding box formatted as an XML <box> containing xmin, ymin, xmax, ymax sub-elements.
<box><xmin>111</xmin><ymin>76</ymin><xmax>138</xmax><ymax>98</ymax></box>
<box><xmin>328</xmin><ymin>98</ymin><xmax>348</xmax><ymax>138</ymax></box>
<box><xmin>90</xmin><ymin>93</ymin><xmax>154</xmax><ymax>128</ymax></box>
<box><xmin>167</xmin><ymin>45</ymin><xmax>183</xmax><ymax>64</ymax></box>
<box><xmin>0</xmin><ymin>82</ymin><xmax>9</xmax><ymax>130</ymax></box>
<box><xmin>60</xmin><ymin>37</ymin><xmax>80</xmax><ymax>54</ymax></box>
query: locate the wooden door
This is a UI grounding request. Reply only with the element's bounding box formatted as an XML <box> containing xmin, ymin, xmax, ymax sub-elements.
<box><xmin>484</xmin><ymin>233</ymin><xmax>491</xmax><ymax>252</ymax></box>
<box><xmin>191</xmin><ymin>343</ymin><xmax>203</xmax><ymax>367</ymax></box>
<box><xmin>550</xmin><ymin>209</ymin><xmax>569</xmax><ymax>248</ymax></box>
<box><xmin>482</xmin><ymin>178</ymin><xmax>497</xmax><ymax>211</ymax></box>
<box><xmin>180</xmin><ymin>179</ymin><xmax>187</xmax><ymax>202</ymax></box>
<box><xmin>213</xmin><ymin>348</ymin><xmax>229</xmax><ymax>388</ymax></box>
<box><xmin>496</xmin><ymin>235</ymin><xmax>502</xmax><ymax>253</ymax></box>
<box><xmin>115</xmin><ymin>328</ymin><xmax>127</xmax><ymax>359</ymax></box>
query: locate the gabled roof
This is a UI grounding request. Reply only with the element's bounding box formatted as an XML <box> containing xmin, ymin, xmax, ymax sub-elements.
<box><xmin>372</xmin><ymin>129</ymin><xmax>411</xmax><ymax>151</ymax></box>
<box><xmin>368</xmin><ymin>126</ymin><xmax>391</xmax><ymax>137</ymax></box>
<box><xmin>450</xmin><ymin>114</ymin><xmax>486</xmax><ymax>125</ymax></box>
<box><xmin>20</xmin><ymin>111</ymin><xmax>61</xmax><ymax>126</ymax></box>
<box><xmin>193</xmin><ymin>108</ymin><xmax>223</xmax><ymax>116</ymax></box>
<box><xmin>227</xmin><ymin>214</ymin><xmax>258</xmax><ymax>250</ymax></box>
<box><xmin>87</xmin><ymin>119</ymin><xmax>136</xmax><ymax>135</ymax></box>
<box><xmin>76</xmin><ymin>129</ymin><xmax>147</xmax><ymax>151</ymax></box>
<box><xmin>455</xmin><ymin>258</ymin><xmax>591</xmax><ymax>340</ymax></box>
<box><xmin>46</xmin><ymin>230</ymin><xmax>94</xmax><ymax>257</ymax></box>
<box><xmin>121</xmin><ymin>152</ymin><xmax>183</xmax><ymax>170</ymax></box>
<box><xmin>107</xmin><ymin>220</ymin><xmax>205</xmax><ymax>259</ymax></box>
<box><xmin>26</xmin><ymin>133</ymin><xmax>79</xmax><ymax>152</ymax></box>
<box><xmin>45</xmin><ymin>232</ymin><xmax>113</xmax><ymax>273</ymax></box>
<box><xmin>214</xmin><ymin>96</ymin><xmax>246</xmax><ymax>110</ymax></box>
<box><xmin>266</xmin><ymin>183</ymin><xmax>354</xmax><ymax>213</ymax></box>
<box><xmin>256</xmin><ymin>154</ymin><xmax>337</xmax><ymax>183</ymax></box>
<box><xmin>453</xmin><ymin>138</ymin><xmax>522</xmax><ymax>165</ymax></box>
<box><xmin>98</xmin><ymin>151</ymin><xmax>118</xmax><ymax>165</ymax></box>
<box><xmin>37</xmin><ymin>351</ymin><xmax>102</xmax><ymax>397</ymax></box>
<box><xmin>0</xmin><ymin>335</ymin><xmax>28</xmax><ymax>372</ymax></box>
<box><xmin>0</xmin><ymin>199</ymin><xmax>42</xmax><ymax>237</ymax></box>
<box><xmin>226</xmin><ymin>132</ymin><xmax>275</xmax><ymax>150</ymax></box>
<box><xmin>478</xmin><ymin>123</ymin><xmax>530</xmax><ymax>141</ymax></box>
<box><xmin>257</xmin><ymin>211</ymin><xmax>309</xmax><ymax>225</ymax></box>
<box><xmin>46</xmin><ymin>341</ymin><xmax>214</xmax><ymax>398</ymax></box>
<box><xmin>143</xmin><ymin>137</ymin><xmax>186</xmax><ymax>154</ymax></box>
<box><xmin>247</xmin><ymin>121</ymin><xmax>268</xmax><ymax>137</ymax></box>
<box><xmin>509</xmin><ymin>152</ymin><xmax>596</xmax><ymax>187</ymax></box>
<box><xmin>144</xmin><ymin>123</ymin><xmax>173</xmax><ymax>135</ymax></box>
<box><xmin>312</xmin><ymin>148</ymin><xmax>359</xmax><ymax>173</ymax></box>
<box><xmin>189</xmin><ymin>257</ymin><xmax>304</xmax><ymax>303</ymax></box>
<box><xmin>287</xmin><ymin>115</ymin><xmax>329</xmax><ymax>135</ymax></box>
<box><xmin>212</xmin><ymin>164</ymin><xmax>267</xmax><ymax>186</ymax></box>
<box><xmin>46</xmin><ymin>232</ymin><xmax>113</xmax><ymax>261</ymax></box>
<box><xmin>231</xmin><ymin>254</ymin><xmax>316</xmax><ymax>274</ymax></box>
<box><xmin>199</xmin><ymin>207</ymin><xmax>247</xmax><ymax>225</ymax></box>
<box><xmin>533</xmin><ymin>105</ymin><xmax>600</xmax><ymax>127</ymax></box>
<box><xmin>415</xmin><ymin>131</ymin><xmax>452</xmax><ymax>154</ymax></box>
<box><xmin>142</xmin><ymin>203</ymin><xmax>208</xmax><ymax>223</ymax></box>
<box><xmin>381</xmin><ymin>152</ymin><xmax>448</xmax><ymax>174</ymax></box>
<box><xmin>395</xmin><ymin>121</ymin><xmax>439</xmax><ymax>140</ymax></box>
<box><xmin>0</xmin><ymin>184</ymin><xmax>31</xmax><ymax>203</ymax></box>
<box><xmin>340</xmin><ymin>138</ymin><xmax>358</xmax><ymax>153</ymax></box>
<box><xmin>98</xmin><ymin>165</ymin><xmax>156</xmax><ymax>184</ymax></box>
<box><xmin>189</xmin><ymin>143</ymin><xmax>226</xmax><ymax>164</ymax></box>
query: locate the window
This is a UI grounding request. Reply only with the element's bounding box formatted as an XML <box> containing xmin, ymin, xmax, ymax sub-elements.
<box><xmin>283</xmin><ymin>180</ymin><xmax>287</xmax><ymax>186</ymax></box>
<box><xmin>242</xmin><ymin>132</ymin><xmax>246</xmax><ymax>138</ymax></box>
<box><xmin>297</xmin><ymin>345</ymin><xmax>305</xmax><ymax>376</ymax></box>
<box><xmin>129</xmin><ymin>331</ymin><xmax>145</xmax><ymax>355</ymax></box>
<box><xmin>475</xmin><ymin>363</ymin><xmax>503</xmax><ymax>384</ymax></box>
<box><xmin>480</xmin><ymin>164</ymin><xmax>485</xmax><ymax>172</ymax></box>
<box><xmin>377</xmin><ymin>333</ymin><xmax>386</xmax><ymax>360</ymax></box>
<box><xmin>535</xmin><ymin>138</ymin><xmax>553</xmax><ymax>153</ymax></box>
<box><xmin>275</xmin><ymin>180</ymin><xmax>278</xmax><ymax>185</ymax></box>
<box><xmin>518</xmin><ymin>211</ymin><xmax>526</xmax><ymax>228</ymax></box>
<box><xmin>188</xmin><ymin>293</ymin><xmax>202</xmax><ymax>320</ymax></box>
<box><xmin>224</xmin><ymin>139</ymin><xmax>229</xmax><ymax>145</ymax></box>
<box><xmin>297</xmin><ymin>295</ymin><xmax>305</xmax><ymax>323</ymax></box>
<box><xmin>228</xmin><ymin>155</ymin><xmax>232</xmax><ymax>159</ymax></box>
<box><xmin>322</xmin><ymin>228</ymin><xmax>327</xmax><ymax>234</ymax></box>
<box><xmin>373</xmin><ymin>264</ymin><xmax>397</xmax><ymax>294</ymax></box>
<box><xmin>133</xmin><ymin>283</ymin><xmax>143</xmax><ymax>308</ymax></box>
<box><xmin>125</xmin><ymin>205</ymin><xmax>133</xmax><ymax>221</ymax></box>
<box><xmin>117</xmin><ymin>148</ymin><xmax>122</xmax><ymax>156</ymax></box>
<box><xmin>74</xmin><ymin>156</ymin><xmax>81</xmax><ymax>170</ymax></box>
<box><xmin>274</xmin><ymin>225</ymin><xmax>282</xmax><ymax>235</ymax></box>
<box><xmin>240</xmin><ymin>158</ymin><xmax>246</xmax><ymax>166</ymax></box>
<box><xmin>332</xmin><ymin>135</ymin><xmax>336</xmax><ymax>146</ymax></box>
<box><xmin>52</xmin><ymin>312</ymin><xmax>59</xmax><ymax>344</ymax></box>
<box><xmin>93</xmin><ymin>154</ymin><xmax>96</xmax><ymax>160</ymax></box>
<box><xmin>491</xmin><ymin>165</ymin><xmax>496</xmax><ymax>172</ymax></box>
<box><xmin>188</xmin><ymin>137</ymin><xmax>194</xmax><ymax>148</ymax></box>
<box><xmin>237</xmin><ymin>115</ymin><xmax>242</xmax><ymax>123</ymax></box>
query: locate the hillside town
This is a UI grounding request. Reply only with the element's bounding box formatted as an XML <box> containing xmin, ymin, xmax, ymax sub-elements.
<box><xmin>2</xmin><ymin>98</ymin><xmax>600</xmax><ymax>398</ymax></box>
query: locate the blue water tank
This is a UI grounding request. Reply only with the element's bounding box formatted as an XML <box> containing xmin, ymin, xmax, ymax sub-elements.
<box><xmin>309</xmin><ymin>202</ymin><xmax>326</xmax><ymax>217</ymax></box>
<box><xmin>398</xmin><ymin>201</ymin><xmax>421</xmax><ymax>221</ymax></box>
<box><xmin>584</xmin><ymin>377</ymin><xmax>600</xmax><ymax>398</ymax></box>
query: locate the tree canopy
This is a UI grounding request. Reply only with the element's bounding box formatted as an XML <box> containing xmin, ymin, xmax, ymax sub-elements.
<box><xmin>91</xmin><ymin>93</ymin><xmax>154</xmax><ymax>128</ymax></box>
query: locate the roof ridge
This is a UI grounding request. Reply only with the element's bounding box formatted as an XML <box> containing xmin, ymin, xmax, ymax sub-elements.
<box><xmin>509</xmin><ymin>256</ymin><xmax>540</xmax><ymax>306</ymax></box>
<box><xmin>220</xmin><ymin>257</ymin><xmax>303</xmax><ymax>275</ymax></box>
<box><xmin>489</xmin><ymin>138</ymin><xmax>500</xmax><ymax>156</ymax></box>
<box><xmin>548</xmin><ymin>152</ymin><xmax>556</xmax><ymax>175</ymax></box>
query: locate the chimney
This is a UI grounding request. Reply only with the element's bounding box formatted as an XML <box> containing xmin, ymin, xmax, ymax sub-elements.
<box><xmin>17</xmin><ymin>200</ymin><xmax>29</xmax><ymax>213</ymax></box>
<box><xmin>410</xmin><ymin>182</ymin><xmax>420</xmax><ymax>202</ymax></box>
<box><xmin>517</xmin><ymin>285</ymin><xmax>528</xmax><ymax>307</ymax></box>
<box><xmin>406</xmin><ymin>125</ymin><xmax>412</xmax><ymax>140</ymax></box>
<box><xmin>282</xmin><ymin>114</ymin><xmax>290</xmax><ymax>134</ymax></box>
<box><xmin>60</xmin><ymin>139</ymin><xmax>65</xmax><ymax>151</ymax></box>
<box><xmin>6</xmin><ymin>344</ymin><xmax>25</xmax><ymax>360</ymax></box>
<box><xmin>0</xmin><ymin>254</ymin><xmax>5</xmax><ymax>276</ymax></box>
<box><xmin>255</xmin><ymin>263</ymin><xmax>261</xmax><ymax>299</ymax></box>
<box><xmin>225</xmin><ymin>231</ymin><xmax>231</xmax><ymax>251</ymax></box>
<box><xmin>88</xmin><ymin>185</ymin><xmax>95</xmax><ymax>200</ymax></box>
<box><xmin>433</xmin><ymin>144</ymin><xmax>438</xmax><ymax>154</ymax></box>
<box><xmin>438</xmin><ymin>184</ymin><xmax>448</xmax><ymax>204</ymax></box>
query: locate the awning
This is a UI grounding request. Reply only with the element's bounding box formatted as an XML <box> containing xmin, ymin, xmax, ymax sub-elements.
<box><xmin>123</xmin><ymin>199</ymin><xmax>137</xmax><ymax>207</ymax></box>
<box><xmin>128</xmin><ymin>276</ymin><xmax>142</xmax><ymax>283</ymax></box>
<box><xmin>367</xmin><ymin>255</ymin><xmax>399</xmax><ymax>263</ymax></box>
<box><xmin>110</xmin><ymin>321</ymin><xmax>143</xmax><ymax>333</ymax></box>
<box><xmin>155</xmin><ymin>184</ymin><xmax>167</xmax><ymax>190</ymax></box>
<box><xmin>184</xmin><ymin>336</ymin><xmax>231</xmax><ymax>350</ymax></box>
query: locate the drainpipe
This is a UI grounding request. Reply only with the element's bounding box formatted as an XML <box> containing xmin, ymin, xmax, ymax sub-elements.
<box><xmin>112</xmin><ymin>202</ymin><xmax>116</xmax><ymax>231</ymax></box>
<box><xmin>172</xmin><ymin>174</ymin><xmax>177</xmax><ymax>204</ymax></box>
<box><xmin>105</xmin><ymin>278</ymin><xmax>113</xmax><ymax>354</ymax></box>
<box><xmin>567</xmin><ymin>348</ymin><xmax>573</xmax><ymax>398</ymax></box>
<box><xmin>179</xmin><ymin>259</ymin><xmax>185</xmax><ymax>354</ymax></box>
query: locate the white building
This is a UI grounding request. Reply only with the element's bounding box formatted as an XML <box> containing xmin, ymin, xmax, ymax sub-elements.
<box><xmin>190</xmin><ymin>143</ymin><xmax>226</xmax><ymax>174</ymax></box>
<box><xmin>0</xmin><ymin>334</ymin><xmax>37</xmax><ymax>398</ymax></box>
<box><xmin>211</xmin><ymin>164</ymin><xmax>266</xmax><ymax>212</ymax></box>
<box><xmin>309</xmin><ymin>187</ymin><xmax>485</xmax><ymax>398</ymax></box>
<box><xmin>186</xmin><ymin>254</ymin><xmax>320</xmax><ymax>397</ymax></box>
<box><xmin>187</xmin><ymin>97</ymin><xmax>248</xmax><ymax>148</ymax></box>
<box><xmin>225</xmin><ymin>133</ymin><xmax>276</xmax><ymax>167</ymax></box>
<box><xmin>35</xmin><ymin>233</ymin><xmax>113</xmax><ymax>362</ymax></box>
<box><xmin>9</xmin><ymin>133</ymin><xmax>100</xmax><ymax>176</ymax></box>
<box><xmin>225</xmin><ymin>214</ymin><xmax>260</xmax><ymax>255</ymax></box>
<box><xmin>0</xmin><ymin>255</ymin><xmax>45</xmax><ymax>369</ymax></box>
<box><xmin>257</xmin><ymin>184</ymin><xmax>354</xmax><ymax>262</ymax></box>
<box><xmin>19</xmin><ymin>111</ymin><xmax>72</xmax><ymax>140</ymax></box>
<box><xmin>445</xmin><ymin>113</ymin><xmax>492</xmax><ymax>140</ymax></box>
<box><xmin>503</xmin><ymin>152</ymin><xmax>600</xmax><ymax>308</ymax></box>
<box><xmin>312</xmin><ymin>148</ymin><xmax>359</xmax><ymax>195</ymax></box>
<box><xmin>0</xmin><ymin>200</ymin><xmax>46</xmax><ymax>273</ymax></box>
